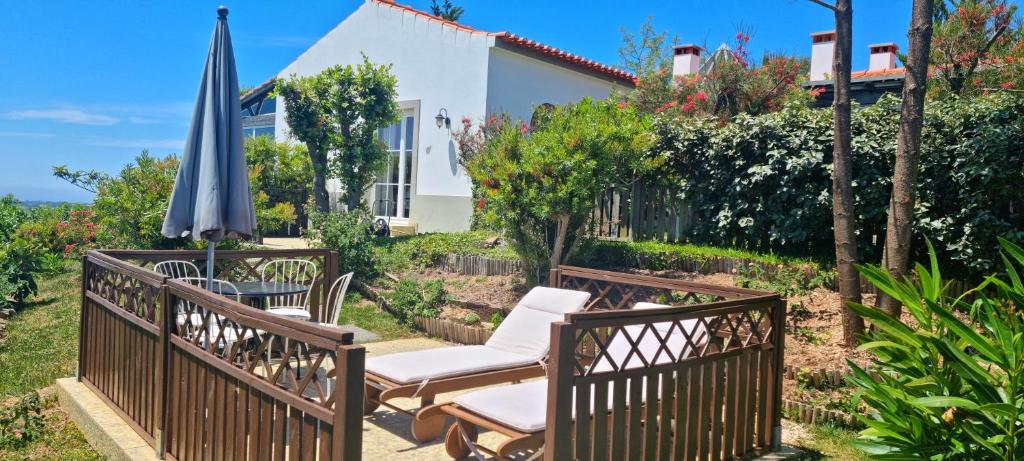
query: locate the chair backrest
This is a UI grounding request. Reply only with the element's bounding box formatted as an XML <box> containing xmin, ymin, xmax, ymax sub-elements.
<box><xmin>154</xmin><ymin>260</ymin><xmax>201</xmax><ymax>279</ymax></box>
<box><xmin>259</xmin><ymin>259</ymin><xmax>318</xmax><ymax>309</ymax></box>
<box><xmin>176</xmin><ymin>277</ymin><xmax>241</xmax><ymax>303</ymax></box>
<box><xmin>317</xmin><ymin>272</ymin><xmax>354</xmax><ymax>326</ymax></box>
<box><xmin>483</xmin><ymin>287</ymin><xmax>592</xmax><ymax>361</ymax></box>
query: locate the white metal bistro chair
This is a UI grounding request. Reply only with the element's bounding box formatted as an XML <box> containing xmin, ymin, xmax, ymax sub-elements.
<box><xmin>154</xmin><ymin>260</ymin><xmax>201</xmax><ymax>279</ymax></box>
<box><xmin>176</xmin><ymin>277</ymin><xmax>248</xmax><ymax>348</ymax></box>
<box><xmin>258</xmin><ymin>259</ymin><xmax>318</xmax><ymax>310</ymax></box>
<box><xmin>318</xmin><ymin>272</ymin><xmax>354</xmax><ymax>327</ymax></box>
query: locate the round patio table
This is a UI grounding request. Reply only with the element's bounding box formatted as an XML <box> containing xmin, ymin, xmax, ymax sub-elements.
<box><xmin>212</xmin><ymin>281</ymin><xmax>309</xmax><ymax>310</ymax></box>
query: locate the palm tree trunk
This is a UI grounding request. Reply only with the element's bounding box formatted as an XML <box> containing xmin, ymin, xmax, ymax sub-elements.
<box><xmin>878</xmin><ymin>0</ymin><xmax>933</xmax><ymax>317</ymax></box>
<box><xmin>831</xmin><ymin>0</ymin><xmax>864</xmax><ymax>346</ymax></box>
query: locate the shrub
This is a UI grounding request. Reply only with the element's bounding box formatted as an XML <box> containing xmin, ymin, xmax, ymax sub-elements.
<box><xmin>0</xmin><ymin>238</ymin><xmax>44</xmax><ymax>309</ymax></box>
<box><xmin>847</xmin><ymin>239</ymin><xmax>1024</xmax><ymax>459</ymax></box>
<box><xmin>489</xmin><ymin>311</ymin><xmax>504</xmax><ymax>328</ymax></box>
<box><xmin>372</xmin><ymin>231</ymin><xmax>515</xmax><ymax>274</ymax></box>
<box><xmin>0</xmin><ymin>391</ymin><xmax>44</xmax><ymax>449</ymax></box>
<box><xmin>89</xmin><ymin>152</ymin><xmax>185</xmax><ymax>250</ymax></box>
<box><xmin>464</xmin><ymin>312</ymin><xmax>480</xmax><ymax>325</ymax></box>
<box><xmin>305</xmin><ymin>210</ymin><xmax>377</xmax><ymax>280</ymax></box>
<box><xmin>657</xmin><ymin>93</ymin><xmax>1024</xmax><ymax>277</ymax></box>
<box><xmin>245</xmin><ymin>136</ymin><xmax>311</xmax><ymax>235</ymax></box>
<box><xmin>386</xmin><ymin>278</ymin><xmax>448</xmax><ymax>322</ymax></box>
<box><xmin>0</xmin><ymin>195</ymin><xmax>27</xmax><ymax>244</ymax></box>
<box><xmin>465</xmin><ymin>99</ymin><xmax>658</xmax><ymax>285</ymax></box>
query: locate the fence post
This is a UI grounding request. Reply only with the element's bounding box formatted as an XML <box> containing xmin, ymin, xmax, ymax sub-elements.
<box><xmin>771</xmin><ymin>297</ymin><xmax>786</xmax><ymax>449</ymax></box>
<box><xmin>333</xmin><ymin>344</ymin><xmax>365</xmax><ymax>460</ymax></box>
<box><xmin>547</xmin><ymin>268</ymin><xmax>561</xmax><ymax>288</ymax></box>
<box><xmin>77</xmin><ymin>255</ymin><xmax>89</xmax><ymax>381</ymax></box>
<box><xmin>629</xmin><ymin>182</ymin><xmax>642</xmax><ymax>241</ymax></box>
<box><xmin>155</xmin><ymin>279</ymin><xmax>171</xmax><ymax>459</ymax></box>
<box><xmin>543</xmin><ymin>322</ymin><xmax>576</xmax><ymax>460</ymax></box>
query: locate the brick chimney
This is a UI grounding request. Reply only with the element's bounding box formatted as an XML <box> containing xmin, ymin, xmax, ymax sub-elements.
<box><xmin>809</xmin><ymin>30</ymin><xmax>836</xmax><ymax>81</ymax></box>
<box><xmin>672</xmin><ymin>44</ymin><xmax>703</xmax><ymax>78</ymax></box>
<box><xmin>868</xmin><ymin>43</ymin><xmax>898</xmax><ymax>71</ymax></box>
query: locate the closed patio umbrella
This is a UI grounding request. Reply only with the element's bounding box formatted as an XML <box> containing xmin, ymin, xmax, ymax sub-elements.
<box><xmin>162</xmin><ymin>6</ymin><xmax>256</xmax><ymax>289</ymax></box>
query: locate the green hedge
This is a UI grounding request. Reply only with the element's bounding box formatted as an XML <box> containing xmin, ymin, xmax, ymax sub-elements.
<box><xmin>656</xmin><ymin>94</ymin><xmax>1024</xmax><ymax>276</ymax></box>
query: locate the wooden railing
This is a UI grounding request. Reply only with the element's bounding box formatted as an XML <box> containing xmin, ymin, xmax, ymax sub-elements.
<box><xmin>546</xmin><ymin>265</ymin><xmax>784</xmax><ymax>460</ymax></box>
<box><xmin>78</xmin><ymin>249</ymin><xmax>364</xmax><ymax>460</ymax></box>
<box><xmin>98</xmin><ymin>249</ymin><xmax>339</xmax><ymax>322</ymax></box>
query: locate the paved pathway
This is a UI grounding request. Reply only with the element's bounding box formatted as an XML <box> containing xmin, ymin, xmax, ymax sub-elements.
<box><xmin>361</xmin><ymin>338</ymin><xmax>525</xmax><ymax>460</ymax></box>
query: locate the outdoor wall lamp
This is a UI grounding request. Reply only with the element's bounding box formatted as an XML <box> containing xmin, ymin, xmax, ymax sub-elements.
<box><xmin>435</xmin><ymin>108</ymin><xmax>451</xmax><ymax>130</ymax></box>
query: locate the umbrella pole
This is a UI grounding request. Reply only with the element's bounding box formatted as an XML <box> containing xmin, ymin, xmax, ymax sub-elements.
<box><xmin>206</xmin><ymin>241</ymin><xmax>215</xmax><ymax>290</ymax></box>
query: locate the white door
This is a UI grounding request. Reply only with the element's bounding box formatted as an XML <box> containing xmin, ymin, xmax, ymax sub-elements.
<box><xmin>372</xmin><ymin>114</ymin><xmax>414</xmax><ymax>219</ymax></box>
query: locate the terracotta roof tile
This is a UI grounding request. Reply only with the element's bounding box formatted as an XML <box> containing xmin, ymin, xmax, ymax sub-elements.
<box><xmin>850</xmin><ymin>67</ymin><xmax>906</xmax><ymax>79</ymax></box>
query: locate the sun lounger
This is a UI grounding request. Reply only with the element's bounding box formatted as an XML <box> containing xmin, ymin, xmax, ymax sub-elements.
<box><xmin>438</xmin><ymin>302</ymin><xmax>709</xmax><ymax>459</ymax></box>
<box><xmin>363</xmin><ymin>286</ymin><xmax>592</xmax><ymax>441</ymax></box>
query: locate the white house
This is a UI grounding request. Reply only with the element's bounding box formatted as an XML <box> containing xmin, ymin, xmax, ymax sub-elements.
<box><xmin>240</xmin><ymin>0</ymin><xmax>635</xmax><ymax>233</ymax></box>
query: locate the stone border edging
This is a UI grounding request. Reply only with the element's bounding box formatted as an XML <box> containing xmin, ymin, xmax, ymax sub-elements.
<box><xmin>441</xmin><ymin>253</ymin><xmax>521</xmax><ymax>276</ymax></box>
<box><xmin>782</xmin><ymin>398</ymin><xmax>861</xmax><ymax>429</ymax></box>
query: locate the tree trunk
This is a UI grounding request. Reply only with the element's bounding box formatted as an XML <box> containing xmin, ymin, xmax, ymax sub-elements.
<box><xmin>549</xmin><ymin>214</ymin><xmax>570</xmax><ymax>270</ymax></box>
<box><xmin>831</xmin><ymin>0</ymin><xmax>864</xmax><ymax>346</ymax></box>
<box><xmin>345</xmin><ymin>182</ymin><xmax>363</xmax><ymax>212</ymax></box>
<box><xmin>878</xmin><ymin>0</ymin><xmax>933</xmax><ymax>317</ymax></box>
<box><xmin>308</xmin><ymin>144</ymin><xmax>331</xmax><ymax>213</ymax></box>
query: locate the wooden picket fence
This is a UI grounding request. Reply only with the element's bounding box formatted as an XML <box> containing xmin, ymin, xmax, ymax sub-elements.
<box><xmin>592</xmin><ymin>182</ymin><xmax>693</xmax><ymax>242</ymax></box>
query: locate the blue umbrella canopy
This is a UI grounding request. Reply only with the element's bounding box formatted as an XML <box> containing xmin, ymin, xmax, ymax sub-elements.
<box><xmin>162</xmin><ymin>6</ymin><xmax>255</xmax><ymax>244</ymax></box>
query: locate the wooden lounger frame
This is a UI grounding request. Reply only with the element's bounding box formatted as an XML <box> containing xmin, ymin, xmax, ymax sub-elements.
<box><xmin>433</xmin><ymin>266</ymin><xmax>784</xmax><ymax>460</ymax></box>
<box><xmin>364</xmin><ymin>363</ymin><xmax>547</xmax><ymax>441</ymax></box>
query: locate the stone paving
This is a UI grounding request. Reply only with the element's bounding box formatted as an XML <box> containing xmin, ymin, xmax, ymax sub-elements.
<box><xmin>360</xmin><ymin>338</ymin><xmax>521</xmax><ymax>460</ymax></box>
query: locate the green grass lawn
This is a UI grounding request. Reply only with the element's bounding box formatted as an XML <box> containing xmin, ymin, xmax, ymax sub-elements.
<box><xmin>336</xmin><ymin>291</ymin><xmax>418</xmax><ymax>341</ymax></box>
<box><xmin>0</xmin><ymin>264</ymin><xmax>81</xmax><ymax>397</ymax></box>
<box><xmin>0</xmin><ymin>262</ymin><xmax>101</xmax><ymax>459</ymax></box>
<box><xmin>788</xmin><ymin>423</ymin><xmax>870</xmax><ymax>460</ymax></box>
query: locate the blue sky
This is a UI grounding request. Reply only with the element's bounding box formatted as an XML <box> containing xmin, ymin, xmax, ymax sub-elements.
<box><xmin>0</xmin><ymin>0</ymin><xmax>910</xmax><ymax>202</ymax></box>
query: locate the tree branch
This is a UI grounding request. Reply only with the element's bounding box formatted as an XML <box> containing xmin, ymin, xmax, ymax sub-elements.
<box><xmin>807</xmin><ymin>0</ymin><xmax>837</xmax><ymax>11</ymax></box>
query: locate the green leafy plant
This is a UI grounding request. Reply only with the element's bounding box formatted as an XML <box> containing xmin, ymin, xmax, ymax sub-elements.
<box><xmin>0</xmin><ymin>195</ymin><xmax>27</xmax><ymax>244</ymax></box>
<box><xmin>0</xmin><ymin>238</ymin><xmax>44</xmax><ymax>309</ymax></box>
<box><xmin>847</xmin><ymin>239</ymin><xmax>1024</xmax><ymax>459</ymax></box>
<box><xmin>464</xmin><ymin>312</ymin><xmax>480</xmax><ymax>325</ymax></box>
<box><xmin>0</xmin><ymin>391</ymin><xmax>44</xmax><ymax>449</ymax></box>
<box><xmin>386</xmin><ymin>278</ymin><xmax>449</xmax><ymax>322</ymax></box>
<box><xmin>305</xmin><ymin>210</ymin><xmax>377</xmax><ymax>280</ymax></box>
<box><xmin>244</xmin><ymin>136</ymin><xmax>312</xmax><ymax>235</ymax></box>
<box><xmin>275</xmin><ymin>56</ymin><xmax>399</xmax><ymax>212</ymax></box>
<box><xmin>656</xmin><ymin>93</ymin><xmax>1024</xmax><ymax>276</ymax></box>
<box><xmin>465</xmin><ymin>99</ymin><xmax>658</xmax><ymax>285</ymax></box>
<box><xmin>490</xmin><ymin>311</ymin><xmax>504</xmax><ymax>328</ymax></box>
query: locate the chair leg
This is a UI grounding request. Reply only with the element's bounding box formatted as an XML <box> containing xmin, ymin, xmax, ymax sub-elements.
<box><xmin>364</xmin><ymin>384</ymin><xmax>382</xmax><ymax>415</ymax></box>
<box><xmin>411</xmin><ymin>403</ymin><xmax>448</xmax><ymax>442</ymax></box>
<box><xmin>445</xmin><ymin>420</ymin><xmax>478</xmax><ymax>459</ymax></box>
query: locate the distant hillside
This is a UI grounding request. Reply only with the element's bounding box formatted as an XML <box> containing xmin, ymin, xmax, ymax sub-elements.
<box><xmin>19</xmin><ymin>200</ymin><xmax>84</xmax><ymax>209</ymax></box>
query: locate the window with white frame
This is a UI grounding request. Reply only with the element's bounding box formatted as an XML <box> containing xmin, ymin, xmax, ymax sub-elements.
<box><xmin>372</xmin><ymin>113</ymin><xmax>414</xmax><ymax>219</ymax></box>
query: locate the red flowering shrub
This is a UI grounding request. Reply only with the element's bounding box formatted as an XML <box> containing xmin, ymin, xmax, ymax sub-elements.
<box><xmin>930</xmin><ymin>0</ymin><xmax>1022</xmax><ymax>97</ymax></box>
<box><xmin>625</xmin><ymin>32</ymin><xmax>809</xmax><ymax>122</ymax></box>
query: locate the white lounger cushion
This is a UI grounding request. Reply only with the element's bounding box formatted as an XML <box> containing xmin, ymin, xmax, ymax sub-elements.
<box><xmin>365</xmin><ymin>345</ymin><xmax>537</xmax><ymax>385</ymax></box>
<box><xmin>366</xmin><ymin>287</ymin><xmax>591</xmax><ymax>385</ymax></box>
<box><xmin>483</xmin><ymin>287</ymin><xmax>592</xmax><ymax>361</ymax></box>
<box><xmin>455</xmin><ymin>302</ymin><xmax>710</xmax><ymax>433</ymax></box>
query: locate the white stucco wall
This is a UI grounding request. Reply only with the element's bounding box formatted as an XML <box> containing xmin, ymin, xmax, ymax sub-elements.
<box><xmin>269</xmin><ymin>0</ymin><xmax>632</xmax><ymax>233</ymax></box>
<box><xmin>484</xmin><ymin>46</ymin><xmax>626</xmax><ymax>123</ymax></box>
<box><xmin>275</xmin><ymin>1</ymin><xmax>490</xmax><ymax>203</ymax></box>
